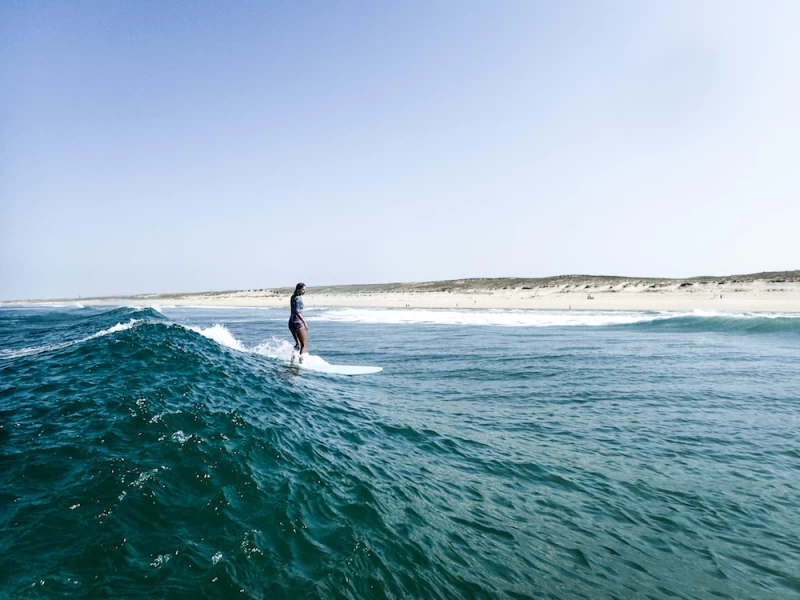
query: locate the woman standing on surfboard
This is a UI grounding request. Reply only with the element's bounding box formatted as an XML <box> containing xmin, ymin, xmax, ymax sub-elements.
<box><xmin>289</xmin><ymin>283</ymin><xmax>308</xmax><ymax>363</ymax></box>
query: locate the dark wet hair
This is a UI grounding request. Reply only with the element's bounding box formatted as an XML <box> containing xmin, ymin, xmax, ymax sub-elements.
<box><xmin>292</xmin><ymin>283</ymin><xmax>306</xmax><ymax>300</ymax></box>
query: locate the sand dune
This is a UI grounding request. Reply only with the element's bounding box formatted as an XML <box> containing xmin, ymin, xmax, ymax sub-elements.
<box><xmin>12</xmin><ymin>271</ymin><xmax>799</xmax><ymax>313</ymax></box>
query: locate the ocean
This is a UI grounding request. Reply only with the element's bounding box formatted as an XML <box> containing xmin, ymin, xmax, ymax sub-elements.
<box><xmin>1</xmin><ymin>305</ymin><xmax>799</xmax><ymax>599</ymax></box>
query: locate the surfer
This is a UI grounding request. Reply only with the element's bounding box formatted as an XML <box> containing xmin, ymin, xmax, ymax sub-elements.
<box><xmin>289</xmin><ymin>283</ymin><xmax>308</xmax><ymax>363</ymax></box>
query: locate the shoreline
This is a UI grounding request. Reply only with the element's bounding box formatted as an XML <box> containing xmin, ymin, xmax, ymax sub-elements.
<box><xmin>4</xmin><ymin>273</ymin><xmax>799</xmax><ymax>313</ymax></box>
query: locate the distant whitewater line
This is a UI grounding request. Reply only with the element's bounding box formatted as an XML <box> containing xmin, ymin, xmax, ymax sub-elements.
<box><xmin>3</xmin><ymin>307</ymin><xmax>798</xmax><ymax>364</ymax></box>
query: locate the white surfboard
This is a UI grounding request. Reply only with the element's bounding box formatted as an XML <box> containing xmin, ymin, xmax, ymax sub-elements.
<box><xmin>291</xmin><ymin>353</ymin><xmax>382</xmax><ymax>375</ymax></box>
<box><xmin>302</xmin><ymin>363</ymin><xmax>382</xmax><ymax>375</ymax></box>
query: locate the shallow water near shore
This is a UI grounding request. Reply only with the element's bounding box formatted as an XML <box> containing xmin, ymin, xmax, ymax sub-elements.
<box><xmin>2</xmin><ymin>305</ymin><xmax>799</xmax><ymax>599</ymax></box>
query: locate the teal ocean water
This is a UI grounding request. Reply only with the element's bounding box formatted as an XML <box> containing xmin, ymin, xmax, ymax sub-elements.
<box><xmin>2</xmin><ymin>305</ymin><xmax>799</xmax><ymax>599</ymax></box>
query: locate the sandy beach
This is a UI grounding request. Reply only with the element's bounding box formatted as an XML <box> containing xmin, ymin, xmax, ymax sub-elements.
<box><xmin>9</xmin><ymin>272</ymin><xmax>800</xmax><ymax>313</ymax></box>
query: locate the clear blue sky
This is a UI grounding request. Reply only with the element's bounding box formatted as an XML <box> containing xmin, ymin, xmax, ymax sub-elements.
<box><xmin>2</xmin><ymin>0</ymin><xmax>798</xmax><ymax>300</ymax></box>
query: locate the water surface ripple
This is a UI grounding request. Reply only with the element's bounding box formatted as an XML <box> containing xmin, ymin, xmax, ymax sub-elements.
<box><xmin>1</xmin><ymin>306</ymin><xmax>799</xmax><ymax>599</ymax></box>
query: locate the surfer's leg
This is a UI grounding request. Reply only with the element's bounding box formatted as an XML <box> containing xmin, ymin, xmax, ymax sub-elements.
<box><xmin>296</xmin><ymin>327</ymin><xmax>307</xmax><ymax>361</ymax></box>
<box><xmin>289</xmin><ymin>322</ymin><xmax>301</xmax><ymax>350</ymax></box>
<box><xmin>289</xmin><ymin>325</ymin><xmax>300</xmax><ymax>364</ymax></box>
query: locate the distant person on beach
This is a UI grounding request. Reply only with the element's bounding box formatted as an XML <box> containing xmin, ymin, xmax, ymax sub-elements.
<box><xmin>289</xmin><ymin>283</ymin><xmax>308</xmax><ymax>363</ymax></box>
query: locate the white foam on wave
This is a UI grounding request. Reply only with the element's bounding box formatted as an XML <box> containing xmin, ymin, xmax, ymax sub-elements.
<box><xmin>309</xmin><ymin>308</ymin><xmax>672</xmax><ymax>327</ymax></box>
<box><xmin>188</xmin><ymin>324</ymin><xmax>246</xmax><ymax>352</ymax></box>
<box><xmin>193</xmin><ymin>327</ymin><xmax>336</xmax><ymax>370</ymax></box>
<box><xmin>251</xmin><ymin>336</ymin><xmax>331</xmax><ymax>368</ymax></box>
<box><xmin>124</xmin><ymin>305</ymin><xmax>166</xmax><ymax>314</ymax></box>
<box><xmin>685</xmin><ymin>309</ymin><xmax>800</xmax><ymax>319</ymax></box>
<box><xmin>96</xmin><ymin>319</ymin><xmax>139</xmax><ymax>336</ymax></box>
<box><xmin>193</xmin><ymin>326</ymin><xmax>331</xmax><ymax>368</ymax></box>
<box><xmin>0</xmin><ymin>319</ymin><xmax>140</xmax><ymax>360</ymax></box>
<box><xmin>251</xmin><ymin>336</ymin><xmax>296</xmax><ymax>361</ymax></box>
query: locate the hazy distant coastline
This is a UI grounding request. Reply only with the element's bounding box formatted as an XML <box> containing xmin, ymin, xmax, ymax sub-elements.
<box><xmin>6</xmin><ymin>271</ymin><xmax>799</xmax><ymax>313</ymax></box>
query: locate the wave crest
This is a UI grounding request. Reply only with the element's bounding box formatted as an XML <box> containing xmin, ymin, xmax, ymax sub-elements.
<box><xmin>0</xmin><ymin>318</ymin><xmax>141</xmax><ymax>360</ymax></box>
